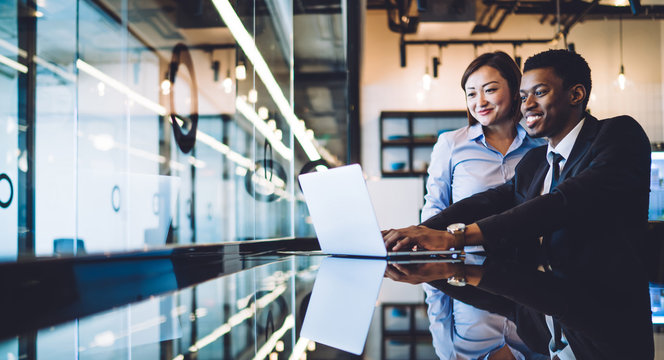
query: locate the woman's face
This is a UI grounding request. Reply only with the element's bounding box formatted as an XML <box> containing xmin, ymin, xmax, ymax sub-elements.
<box><xmin>464</xmin><ymin>65</ymin><xmax>514</xmax><ymax>127</ymax></box>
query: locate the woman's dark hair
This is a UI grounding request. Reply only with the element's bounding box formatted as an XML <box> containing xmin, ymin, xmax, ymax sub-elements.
<box><xmin>460</xmin><ymin>51</ymin><xmax>522</xmax><ymax>126</ymax></box>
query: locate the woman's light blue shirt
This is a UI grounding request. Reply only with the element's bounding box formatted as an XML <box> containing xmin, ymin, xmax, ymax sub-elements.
<box><xmin>422</xmin><ymin>122</ymin><xmax>545</xmax><ymax>223</ymax></box>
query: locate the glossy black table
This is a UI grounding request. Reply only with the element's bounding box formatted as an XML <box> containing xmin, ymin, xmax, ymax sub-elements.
<box><xmin>0</xmin><ymin>238</ymin><xmax>329</xmax><ymax>360</ymax></box>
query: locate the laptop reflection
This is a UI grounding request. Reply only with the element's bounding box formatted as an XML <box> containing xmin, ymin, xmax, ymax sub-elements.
<box><xmin>301</xmin><ymin>257</ymin><xmax>386</xmax><ymax>355</ymax></box>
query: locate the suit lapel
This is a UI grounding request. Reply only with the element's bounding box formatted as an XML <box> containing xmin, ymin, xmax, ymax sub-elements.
<box><xmin>526</xmin><ymin>152</ymin><xmax>549</xmax><ymax>200</ymax></box>
<box><xmin>560</xmin><ymin>114</ymin><xmax>599</xmax><ymax>181</ymax></box>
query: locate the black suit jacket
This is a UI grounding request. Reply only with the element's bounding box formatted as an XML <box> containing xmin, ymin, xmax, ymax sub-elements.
<box><xmin>423</xmin><ymin>114</ymin><xmax>654</xmax><ymax>358</ymax></box>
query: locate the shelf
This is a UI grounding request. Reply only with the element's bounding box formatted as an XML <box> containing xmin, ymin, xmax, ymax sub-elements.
<box><xmin>412</xmin><ymin>135</ymin><xmax>437</xmax><ymax>143</ymax></box>
<box><xmin>384</xmin><ymin>331</ymin><xmax>431</xmax><ymax>337</ymax></box>
<box><xmin>382</xmin><ymin>139</ymin><xmax>412</xmax><ymax>146</ymax></box>
<box><xmin>382</xmin><ymin>171</ymin><xmax>427</xmax><ymax>177</ymax></box>
<box><xmin>380</xmin><ymin>111</ymin><xmax>467</xmax><ymax>178</ymax></box>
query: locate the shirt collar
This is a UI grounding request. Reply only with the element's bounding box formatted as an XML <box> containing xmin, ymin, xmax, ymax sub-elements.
<box><xmin>467</xmin><ymin>122</ymin><xmax>484</xmax><ymax>141</ymax></box>
<box><xmin>466</xmin><ymin>122</ymin><xmax>527</xmax><ymax>142</ymax></box>
<box><xmin>546</xmin><ymin>117</ymin><xmax>585</xmax><ymax>163</ymax></box>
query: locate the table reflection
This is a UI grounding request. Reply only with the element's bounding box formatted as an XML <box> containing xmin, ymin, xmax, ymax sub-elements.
<box><xmin>385</xmin><ymin>256</ymin><xmax>654</xmax><ymax>360</ymax></box>
<box><xmin>1</xmin><ymin>249</ymin><xmax>657</xmax><ymax>359</ymax></box>
<box><xmin>0</xmin><ymin>250</ymin><xmax>322</xmax><ymax>360</ymax></box>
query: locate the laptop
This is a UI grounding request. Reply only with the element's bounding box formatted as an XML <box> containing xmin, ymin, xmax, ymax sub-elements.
<box><xmin>298</xmin><ymin>164</ymin><xmax>460</xmax><ymax>260</ymax></box>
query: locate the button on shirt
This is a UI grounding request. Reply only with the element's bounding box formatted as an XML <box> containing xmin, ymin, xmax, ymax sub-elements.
<box><xmin>421</xmin><ymin>122</ymin><xmax>545</xmax><ymax>360</ymax></box>
<box><xmin>539</xmin><ymin>118</ymin><xmax>585</xmax><ymax>360</ymax></box>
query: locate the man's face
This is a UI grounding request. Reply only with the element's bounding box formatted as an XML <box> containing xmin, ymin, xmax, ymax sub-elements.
<box><xmin>520</xmin><ymin>67</ymin><xmax>575</xmax><ymax>146</ymax></box>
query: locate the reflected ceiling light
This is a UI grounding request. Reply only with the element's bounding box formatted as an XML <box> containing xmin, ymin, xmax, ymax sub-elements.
<box><xmin>267</xmin><ymin>119</ymin><xmax>276</xmax><ymax>130</ymax></box>
<box><xmin>77</xmin><ymin>59</ymin><xmax>168</xmax><ymax>116</ymax></box>
<box><xmin>34</xmin><ymin>10</ymin><xmax>44</xmax><ymax>17</ymax></box>
<box><xmin>33</xmin><ymin>56</ymin><xmax>76</xmax><ymax>82</ymax></box>
<box><xmin>188</xmin><ymin>156</ymin><xmax>207</xmax><ymax>168</ymax></box>
<box><xmin>248</xmin><ymin>88</ymin><xmax>258</xmax><ymax>103</ymax></box>
<box><xmin>253</xmin><ymin>315</ymin><xmax>294</xmax><ymax>360</ymax></box>
<box><xmin>274</xmin><ymin>129</ymin><xmax>283</xmax><ymax>141</ymax></box>
<box><xmin>161</xmin><ymin>79</ymin><xmax>171</xmax><ymax>95</ymax></box>
<box><xmin>288</xmin><ymin>337</ymin><xmax>311</xmax><ymax>360</ymax></box>
<box><xmin>222</xmin><ymin>70</ymin><xmax>233</xmax><ymax>93</ymax></box>
<box><xmin>97</xmin><ymin>82</ymin><xmax>105</xmax><ymax>97</ymax></box>
<box><xmin>188</xmin><ymin>308</ymin><xmax>253</xmax><ymax>353</ymax></box>
<box><xmin>0</xmin><ymin>54</ymin><xmax>27</xmax><ymax>73</ymax></box>
<box><xmin>93</xmin><ymin>330</ymin><xmax>116</xmax><ymax>348</ymax></box>
<box><xmin>235</xmin><ymin>61</ymin><xmax>246</xmax><ymax>80</ymax></box>
<box><xmin>211</xmin><ymin>0</ymin><xmax>322</xmax><ymax>161</ymax></box>
<box><xmin>196</xmin><ymin>130</ymin><xmax>254</xmax><ymax>169</ymax></box>
<box><xmin>89</xmin><ymin>133</ymin><xmax>114</xmax><ymax>151</ymax></box>
<box><xmin>77</xmin><ymin>59</ymin><xmax>253</xmax><ymax>170</ymax></box>
<box><xmin>236</xmin><ymin>97</ymin><xmax>292</xmax><ymax>160</ymax></box>
<box><xmin>275</xmin><ymin>341</ymin><xmax>285</xmax><ymax>352</ymax></box>
<box><xmin>257</xmin><ymin>106</ymin><xmax>269</xmax><ymax>120</ymax></box>
<box><xmin>180</xmin><ymin>284</ymin><xmax>288</xmax><ymax>358</ymax></box>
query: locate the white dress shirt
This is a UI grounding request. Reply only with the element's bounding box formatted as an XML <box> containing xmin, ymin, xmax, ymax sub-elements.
<box><xmin>540</xmin><ymin>118</ymin><xmax>585</xmax><ymax>360</ymax></box>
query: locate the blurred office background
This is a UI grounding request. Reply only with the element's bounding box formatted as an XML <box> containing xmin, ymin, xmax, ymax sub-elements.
<box><xmin>2</xmin><ymin>0</ymin><xmax>664</xmax><ymax>359</ymax></box>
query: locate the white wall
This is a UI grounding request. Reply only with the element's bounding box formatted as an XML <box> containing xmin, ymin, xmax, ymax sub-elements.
<box><xmin>361</xmin><ymin>10</ymin><xmax>664</xmax><ymax>177</ymax></box>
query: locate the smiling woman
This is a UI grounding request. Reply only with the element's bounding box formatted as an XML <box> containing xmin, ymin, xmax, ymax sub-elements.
<box><xmin>419</xmin><ymin>51</ymin><xmax>546</xmax><ymax>360</ymax></box>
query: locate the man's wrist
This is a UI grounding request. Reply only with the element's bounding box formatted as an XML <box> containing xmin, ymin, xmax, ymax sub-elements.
<box><xmin>463</xmin><ymin>223</ymin><xmax>484</xmax><ymax>246</ymax></box>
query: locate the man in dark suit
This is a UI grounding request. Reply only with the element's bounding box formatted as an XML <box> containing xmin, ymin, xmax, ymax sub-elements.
<box><xmin>383</xmin><ymin>49</ymin><xmax>654</xmax><ymax>358</ymax></box>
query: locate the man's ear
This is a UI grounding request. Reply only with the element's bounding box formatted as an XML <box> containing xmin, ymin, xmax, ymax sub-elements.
<box><xmin>569</xmin><ymin>84</ymin><xmax>586</xmax><ymax>107</ymax></box>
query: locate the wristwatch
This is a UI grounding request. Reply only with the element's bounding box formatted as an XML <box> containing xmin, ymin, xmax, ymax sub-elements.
<box><xmin>447</xmin><ymin>271</ymin><xmax>467</xmax><ymax>286</ymax></box>
<box><xmin>446</xmin><ymin>223</ymin><xmax>467</xmax><ymax>286</ymax></box>
<box><xmin>446</xmin><ymin>223</ymin><xmax>466</xmax><ymax>250</ymax></box>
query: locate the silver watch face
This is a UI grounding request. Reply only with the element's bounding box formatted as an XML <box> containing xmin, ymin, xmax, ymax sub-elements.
<box><xmin>447</xmin><ymin>276</ymin><xmax>467</xmax><ymax>287</ymax></box>
<box><xmin>447</xmin><ymin>223</ymin><xmax>466</xmax><ymax>233</ymax></box>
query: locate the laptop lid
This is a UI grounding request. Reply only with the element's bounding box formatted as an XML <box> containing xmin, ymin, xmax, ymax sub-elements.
<box><xmin>298</xmin><ymin>164</ymin><xmax>387</xmax><ymax>258</ymax></box>
<box><xmin>301</xmin><ymin>257</ymin><xmax>386</xmax><ymax>355</ymax></box>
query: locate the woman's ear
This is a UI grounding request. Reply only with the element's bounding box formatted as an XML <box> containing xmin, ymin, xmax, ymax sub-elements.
<box><xmin>569</xmin><ymin>84</ymin><xmax>587</xmax><ymax>107</ymax></box>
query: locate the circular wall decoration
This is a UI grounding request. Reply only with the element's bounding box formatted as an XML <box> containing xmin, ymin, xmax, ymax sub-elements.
<box><xmin>297</xmin><ymin>159</ymin><xmax>330</xmax><ymax>191</ymax></box>
<box><xmin>299</xmin><ymin>159</ymin><xmax>330</xmax><ymax>176</ymax></box>
<box><xmin>111</xmin><ymin>185</ymin><xmax>121</xmax><ymax>212</ymax></box>
<box><xmin>0</xmin><ymin>173</ymin><xmax>13</xmax><ymax>209</ymax></box>
<box><xmin>169</xmin><ymin>42</ymin><xmax>199</xmax><ymax>154</ymax></box>
<box><xmin>244</xmin><ymin>159</ymin><xmax>288</xmax><ymax>203</ymax></box>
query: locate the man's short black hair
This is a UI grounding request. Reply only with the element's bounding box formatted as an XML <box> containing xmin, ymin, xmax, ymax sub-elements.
<box><xmin>523</xmin><ymin>49</ymin><xmax>592</xmax><ymax>110</ymax></box>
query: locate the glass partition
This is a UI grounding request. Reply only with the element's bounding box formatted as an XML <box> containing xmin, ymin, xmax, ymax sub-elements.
<box><xmin>0</xmin><ymin>0</ymin><xmax>345</xmax><ymax>260</ymax></box>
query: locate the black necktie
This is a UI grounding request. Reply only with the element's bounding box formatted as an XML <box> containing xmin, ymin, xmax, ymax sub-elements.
<box><xmin>549</xmin><ymin>153</ymin><xmax>564</xmax><ymax>192</ymax></box>
<box><xmin>539</xmin><ymin>153</ymin><xmax>565</xmax><ymax>266</ymax></box>
<box><xmin>548</xmin><ymin>152</ymin><xmax>566</xmax><ymax>352</ymax></box>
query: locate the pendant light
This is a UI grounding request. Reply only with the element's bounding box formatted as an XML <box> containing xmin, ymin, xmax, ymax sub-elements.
<box><xmin>618</xmin><ymin>17</ymin><xmax>626</xmax><ymax>91</ymax></box>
